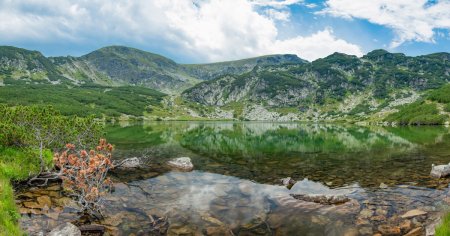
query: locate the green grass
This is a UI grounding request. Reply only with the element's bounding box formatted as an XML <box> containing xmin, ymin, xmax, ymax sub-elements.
<box><xmin>0</xmin><ymin>147</ymin><xmax>53</xmax><ymax>180</ymax></box>
<box><xmin>0</xmin><ymin>178</ymin><xmax>22</xmax><ymax>236</ymax></box>
<box><xmin>0</xmin><ymin>147</ymin><xmax>53</xmax><ymax>235</ymax></box>
<box><xmin>436</xmin><ymin>213</ymin><xmax>450</xmax><ymax>236</ymax></box>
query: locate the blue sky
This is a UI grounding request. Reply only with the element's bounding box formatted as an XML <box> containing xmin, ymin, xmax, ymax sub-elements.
<box><xmin>0</xmin><ymin>0</ymin><xmax>448</xmax><ymax>63</ymax></box>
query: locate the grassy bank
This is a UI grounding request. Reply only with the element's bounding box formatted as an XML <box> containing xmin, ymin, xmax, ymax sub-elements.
<box><xmin>0</xmin><ymin>147</ymin><xmax>52</xmax><ymax>236</ymax></box>
<box><xmin>436</xmin><ymin>213</ymin><xmax>450</xmax><ymax>236</ymax></box>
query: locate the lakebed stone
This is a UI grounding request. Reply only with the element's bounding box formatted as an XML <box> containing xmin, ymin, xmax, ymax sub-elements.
<box><xmin>401</xmin><ymin>209</ymin><xmax>427</xmax><ymax>219</ymax></box>
<box><xmin>377</xmin><ymin>225</ymin><xmax>401</xmax><ymax>235</ymax></box>
<box><xmin>48</xmin><ymin>223</ymin><xmax>81</xmax><ymax>236</ymax></box>
<box><xmin>405</xmin><ymin>227</ymin><xmax>424</xmax><ymax>236</ymax></box>
<box><xmin>290</xmin><ymin>194</ymin><xmax>350</xmax><ymax>205</ymax></box>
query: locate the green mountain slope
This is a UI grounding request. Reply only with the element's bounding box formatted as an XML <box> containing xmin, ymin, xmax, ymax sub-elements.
<box><xmin>1</xmin><ymin>45</ymin><xmax>305</xmax><ymax>94</ymax></box>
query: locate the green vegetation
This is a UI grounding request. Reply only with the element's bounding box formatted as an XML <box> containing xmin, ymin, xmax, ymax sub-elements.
<box><xmin>436</xmin><ymin>213</ymin><xmax>450</xmax><ymax>236</ymax></box>
<box><xmin>0</xmin><ymin>84</ymin><xmax>165</xmax><ymax>118</ymax></box>
<box><xmin>0</xmin><ymin>105</ymin><xmax>104</xmax><ymax>234</ymax></box>
<box><xmin>429</xmin><ymin>84</ymin><xmax>450</xmax><ymax>104</ymax></box>
<box><xmin>0</xmin><ymin>178</ymin><xmax>22</xmax><ymax>236</ymax></box>
<box><xmin>0</xmin><ymin>147</ymin><xmax>53</xmax><ymax>236</ymax></box>
<box><xmin>183</xmin><ymin>48</ymin><xmax>449</xmax><ymax>112</ymax></box>
<box><xmin>385</xmin><ymin>101</ymin><xmax>446</xmax><ymax>125</ymax></box>
<box><xmin>384</xmin><ymin>84</ymin><xmax>450</xmax><ymax>125</ymax></box>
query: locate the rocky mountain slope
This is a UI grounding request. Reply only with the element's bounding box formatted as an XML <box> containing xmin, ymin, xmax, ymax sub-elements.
<box><xmin>0</xmin><ymin>46</ymin><xmax>67</xmax><ymax>86</ymax></box>
<box><xmin>182</xmin><ymin>50</ymin><xmax>450</xmax><ymax>122</ymax></box>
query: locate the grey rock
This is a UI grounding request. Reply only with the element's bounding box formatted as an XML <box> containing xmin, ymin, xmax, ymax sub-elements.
<box><xmin>425</xmin><ymin>218</ymin><xmax>441</xmax><ymax>236</ymax></box>
<box><xmin>430</xmin><ymin>163</ymin><xmax>450</xmax><ymax>178</ymax></box>
<box><xmin>167</xmin><ymin>157</ymin><xmax>194</xmax><ymax>171</ymax></box>
<box><xmin>48</xmin><ymin>223</ymin><xmax>81</xmax><ymax>236</ymax></box>
<box><xmin>280</xmin><ymin>177</ymin><xmax>296</xmax><ymax>189</ymax></box>
<box><xmin>118</xmin><ymin>157</ymin><xmax>142</xmax><ymax>168</ymax></box>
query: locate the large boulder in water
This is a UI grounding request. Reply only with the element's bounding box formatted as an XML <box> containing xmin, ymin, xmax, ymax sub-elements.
<box><xmin>430</xmin><ymin>163</ymin><xmax>450</xmax><ymax>178</ymax></box>
<box><xmin>48</xmin><ymin>223</ymin><xmax>81</xmax><ymax>236</ymax></box>
<box><xmin>167</xmin><ymin>157</ymin><xmax>194</xmax><ymax>171</ymax></box>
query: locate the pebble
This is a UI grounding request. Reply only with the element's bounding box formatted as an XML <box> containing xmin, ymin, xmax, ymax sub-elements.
<box><xmin>401</xmin><ymin>209</ymin><xmax>427</xmax><ymax>219</ymax></box>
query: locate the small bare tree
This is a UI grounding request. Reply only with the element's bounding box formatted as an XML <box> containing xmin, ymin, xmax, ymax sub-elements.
<box><xmin>54</xmin><ymin>139</ymin><xmax>114</xmax><ymax>214</ymax></box>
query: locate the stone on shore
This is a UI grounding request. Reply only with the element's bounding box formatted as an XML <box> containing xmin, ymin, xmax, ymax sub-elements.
<box><xmin>118</xmin><ymin>157</ymin><xmax>142</xmax><ymax>168</ymax></box>
<box><xmin>430</xmin><ymin>163</ymin><xmax>450</xmax><ymax>178</ymax></box>
<box><xmin>167</xmin><ymin>157</ymin><xmax>194</xmax><ymax>171</ymax></box>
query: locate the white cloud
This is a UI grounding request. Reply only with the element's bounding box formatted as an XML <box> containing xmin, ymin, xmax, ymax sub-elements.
<box><xmin>263</xmin><ymin>9</ymin><xmax>291</xmax><ymax>21</ymax></box>
<box><xmin>250</xmin><ymin>0</ymin><xmax>303</xmax><ymax>8</ymax></box>
<box><xmin>0</xmin><ymin>0</ymin><xmax>363</xmax><ymax>62</ymax></box>
<box><xmin>320</xmin><ymin>0</ymin><xmax>450</xmax><ymax>48</ymax></box>
<box><xmin>305</xmin><ymin>3</ymin><xmax>318</xmax><ymax>9</ymax></box>
<box><xmin>270</xmin><ymin>28</ymin><xmax>363</xmax><ymax>60</ymax></box>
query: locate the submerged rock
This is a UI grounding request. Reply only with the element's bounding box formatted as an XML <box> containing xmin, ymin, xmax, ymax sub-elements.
<box><xmin>48</xmin><ymin>223</ymin><xmax>81</xmax><ymax>236</ymax></box>
<box><xmin>377</xmin><ymin>225</ymin><xmax>401</xmax><ymax>236</ymax></box>
<box><xmin>290</xmin><ymin>194</ymin><xmax>350</xmax><ymax>205</ymax></box>
<box><xmin>405</xmin><ymin>227</ymin><xmax>424</xmax><ymax>236</ymax></box>
<box><xmin>167</xmin><ymin>157</ymin><xmax>194</xmax><ymax>171</ymax></box>
<box><xmin>430</xmin><ymin>163</ymin><xmax>450</xmax><ymax>178</ymax></box>
<box><xmin>401</xmin><ymin>209</ymin><xmax>427</xmax><ymax>219</ymax></box>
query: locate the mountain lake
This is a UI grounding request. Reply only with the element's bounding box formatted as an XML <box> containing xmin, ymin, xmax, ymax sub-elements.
<box><xmin>16</xmin><ymin>122</ymin><xmax>450</xmax><ymax>235</ymax></box>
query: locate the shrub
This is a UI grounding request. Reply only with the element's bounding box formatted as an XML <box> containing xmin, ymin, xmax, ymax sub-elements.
<box><xmin>54</xmin><ymin>139</ymin><xmax>114</xmax><ymax>214</ymax></box>
<box><xmin>385</xmin><ymin>101</ymin><xmax>446</xmax><ymax>125</ymax></box>
<box><xmin>428</xmin><ymin>84</ymin><xmax>450</xmax><ymax>103</ymax></box>
<box><xmin>0</xmin><ymin>105</ymin><xmax>103</xmax><ymax>173</ymax></box>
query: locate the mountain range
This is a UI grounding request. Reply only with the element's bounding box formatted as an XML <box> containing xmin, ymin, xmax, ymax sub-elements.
<box><xmin>0</xmin><ymin>45</ymin><xmax>449</xmax><ymax>124</ymax></box>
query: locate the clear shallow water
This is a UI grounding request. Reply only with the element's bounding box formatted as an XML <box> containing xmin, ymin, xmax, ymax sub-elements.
<box><xmin>17</xmin><ymin>122</ymin><xmax>450</xmax><ymax>235</ymax></box>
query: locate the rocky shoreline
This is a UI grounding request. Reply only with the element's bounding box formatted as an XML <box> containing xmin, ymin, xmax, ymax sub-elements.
<box><xmin>16</xmin><ymin>163</ymin><xmax>450</xmax><ymax>236</ymax></box>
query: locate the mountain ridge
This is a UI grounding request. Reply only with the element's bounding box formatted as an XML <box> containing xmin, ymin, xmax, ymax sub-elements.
<box><xmin>1</xmin><ymin>45</ymin><xmax>307</xmax><ymax>93</ymax></box>
<box><xmin>1</xmin><ymin>45</ymin><xmax>449</xmax><ymax>123</ymax></box>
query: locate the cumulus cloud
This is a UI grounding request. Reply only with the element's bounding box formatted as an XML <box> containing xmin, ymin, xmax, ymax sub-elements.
<box><xmin>0</xmin><ymin>0</ymin><xmax>363</xmax><ymax>62</ymax></box>
<box><xmin>271</xmin><ymin>28</ymin><xmax>363</xmax><ymax>60</ymax></box>
<box><xmin>320</xmin><ymin>0</ymin><xmax>450</xmax><ymax>48</ymax></box>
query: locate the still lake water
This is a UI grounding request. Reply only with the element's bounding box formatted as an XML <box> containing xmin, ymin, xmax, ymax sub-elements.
<box><xmin>18</xmin><ymin>122</ymin><xmax>450</xmax><ymax>235</ymax></box>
